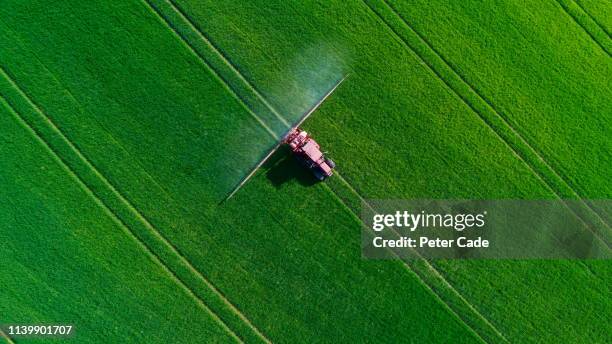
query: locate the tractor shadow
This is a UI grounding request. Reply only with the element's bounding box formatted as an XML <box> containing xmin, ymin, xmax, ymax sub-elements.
<box><xmin>264</xmin><ymin>146</ymin><xmax>320</xmax><ymax>188</ymax></box>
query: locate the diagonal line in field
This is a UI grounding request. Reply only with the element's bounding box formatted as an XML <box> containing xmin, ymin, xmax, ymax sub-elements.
<box><xmin>0</xmin><ymin>330</ymin><xmax>15</xmax><ymax>344</ymax></box>
<box><xmin>364</xmin><ymin>0</ymin><xmax>611</xmax><ymax>245</ymax></box>
<box><xmin>0</xmin><ymin>20</ymin><xmax>184</xmax><ymax>210</ymax></box>
<box><xmin>3</xmin><ymin>9</ymin><xmax>272</xmax><ymax>343</ymax></box>
<box><xmin>139</xmin><ymin>0</ymin><xmax>279</xmax><ymax>140</ymax></box>
<box><xmin>325</xmin><ymin>174</ymin><xmax>507</xmax><ymax>344</ymax></box>
<box><xmin>319</xmin><ymin>185</ymin><xmax>494</xmax><ymax>344</ymax></box>
<box><xmin>0</xmin><ymin>96</ymin><xmax>246</xmax><ymax>343</ymax></box>
<box><xmin>46</xmin><ymin>66</ymin><xmax>183</xmax><ymax>208</ymax></box>
<box><xmin>164</xmin><ymin>0</ymin><xmax>290</xmax><ymax>129</ymax></box>
<box><xmin>0</xmin><ymin>68</ymin><xmax>271</xmax><ymax>344</ymax></box>
<box><xmin>573</xmin><ymin>0</ymin><xmax>611</xmax><ymax>38</ymax></box>
<box><xmin>555</xmin><ymin>0</ymin><xmax>612</xmax><ymax>56</ymax></box>
<box><xmin>0</xmin><ymin>10</ymin><xmax>206</xmax><ymax>201</ymax></box>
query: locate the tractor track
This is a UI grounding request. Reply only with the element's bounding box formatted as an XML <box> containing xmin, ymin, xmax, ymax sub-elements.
<box><xmin>3</xmin><ymin>19</ymin><xmax>217</xmax><ymax>261</ymax></box>
<box><xmin>323</xmin><ymin>97</ymin><xmax>610</xmax><ymax>326</ymax></box>
<box><xmin>0</xmin><ymin>95</ymin><xmax>247</xmax><ymax>343</ymax></box>
<box><xmin>141</xmin><ymin>0</ymin><xmax>279</xmax><ymax>140</ymax></box>
<box><xmin>555</xmin><ymin>0</ymin><xmax>612</xmax><ymax>56</ymax></box>
<box><xmin>324</xmin><ymin>175</ymin><xmax>507</xmax><ymax>344</ymax></box>
<box><xmin>363</xmin><ymin>0</ymin><xmax>611</xmax><ymax>247</ymax></box>
<box><xmin>164</xmin><ymin>0</ymin><xmax>290</xmax><ymax>129</ymax></box>
<box><xmin>573</xmin><ymin>0</ymin><xmax>611</xmax><ymax>38</ymax></box>
<box><xmin>0</xmin><ymin>67</ymin><xmax>271</xmax><ymax>344</ymax></box>
<box><xmin>0</xmin><ymin>330</ymin><xmax>15</xmax><ymax>344</ymax></box>
<box><xmin>1</xmin><ymin>22</ymin><xmax>185</xmax><ymax>210</ymax></box>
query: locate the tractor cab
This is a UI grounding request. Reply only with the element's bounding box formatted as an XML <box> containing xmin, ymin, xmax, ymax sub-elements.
<box><xmin>284</xmin><ymin>128</ymin><xmax>335</xmax><ymax>180</ymax></box>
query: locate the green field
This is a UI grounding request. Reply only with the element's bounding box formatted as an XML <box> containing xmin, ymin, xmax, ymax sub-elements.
<box><xmin>0</xmin><ymin>0</ymin><xmax>610</xmax><ymax>343</ymax></box>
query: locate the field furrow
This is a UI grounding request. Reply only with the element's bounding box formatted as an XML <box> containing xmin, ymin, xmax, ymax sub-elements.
<box><xmin>142</xmin><ymin>0</ymin><xmax>290</xmax><ymax>137</ymax></box>
<box><xmin>556</xmin><ymin>0</ymin><xmax>612</xmax><ymax>55</ymax></box>
<box><xmin>328</xmin><ymin>174</ymin><xmax>508</xmax><ymax>344</ymax></box>
<box><xmin>575</xmin><ymin>0</ymin><xmax>612</xmax><ymax>35</ymax></box>
<box><xmin>0</xmin><ymin>69</ymin><xmax>265</xmax><ymax>344</ymax></box>
<box><xmin>365</xmin><ymin>0</ymin><xmax>611</xmax><ymax>245</ymax></box>
<box><xmin>2</xmin><ymin>93</ymin><xmax>245</xmax><ymax>342</ymax></box>
<box><xmin>382</xmin><ymin>0</ymin><xmax>611</xmax><ymax>200</ymax></box>
<box><xmin>0</xmin><ymin>331</ymin><xmax>14</xmax><ymax>344</ymax></box>
<box><xmin>0</xmin><ymin>98</ymin><xmax>235</xmax><ymax>343</ymax></box>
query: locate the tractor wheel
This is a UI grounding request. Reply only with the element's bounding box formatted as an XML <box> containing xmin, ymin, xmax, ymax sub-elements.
<box><xmin>325</xmin><ymin>158</ymin><xmax>336</xmax><ymax>169</ymax></box>
<box><xmin>313</xmin><ymin>169</ymin><xmax>326</xmax><ymax>181</ymax></box>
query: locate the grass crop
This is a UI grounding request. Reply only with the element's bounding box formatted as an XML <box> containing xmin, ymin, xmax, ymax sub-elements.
<box><xmin>0</xmin><ymin>99</ymin><xmax>233</xmax><ymax>343</ymax></box>
<box><xmin>0</xmin><ymin>0</ymin><xmax>610</xmax><ymax>343</ymax></box>
<box><xmin>0</xmin><ymin>0</ymin><xmax>481</xmax><ymax>343</ymax></box>
<box><xmin>384</xmin><ymin>0</ymin><xmax>611</xmax><ymax>198</ymax></box>
<box><xmin>575</xmin><ymin>0</ymin><xmax>612</xmax><ymax>36</ymax></box>
<box><xmin>556</xmin><ymin>0</ymin><xmax>611</xmax><ymax>55</ymax></box>
<box><xmin>152</xmin><ymin>0</ymin><xmax>611</xmax><ymax>342</ymax></box>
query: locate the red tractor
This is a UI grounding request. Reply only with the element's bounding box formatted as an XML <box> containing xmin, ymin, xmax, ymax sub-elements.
<box><xmin>284</xmin><ymin>128</ymin><xmax>335</xmax><ymax>180</ymax></box>
<box><xmin>224</xmin><ymin>75</ymin><xmax>347</xmax><ymax>201</ymax></box>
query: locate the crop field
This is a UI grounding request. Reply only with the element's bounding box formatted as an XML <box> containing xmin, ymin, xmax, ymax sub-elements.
<box><xmin>0</xmin><ymin>0</ymin><xmax>610</xmax><ymax>343</ymax></box>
